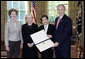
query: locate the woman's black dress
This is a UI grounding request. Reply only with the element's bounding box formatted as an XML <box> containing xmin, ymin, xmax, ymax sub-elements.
<box><xmin>22</xmin><ymin>23</ymin><xmax>38</xmax><ymax>58</ymax></box>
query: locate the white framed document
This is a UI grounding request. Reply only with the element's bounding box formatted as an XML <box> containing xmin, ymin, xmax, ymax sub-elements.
<box><xmin>30</xmin><ymin>30</ymin><xmax>54</xmax><ymax>52</ymax></box>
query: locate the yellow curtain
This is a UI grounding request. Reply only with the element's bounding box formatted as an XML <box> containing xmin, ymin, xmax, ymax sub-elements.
<box><xmin>1</xmin><ymin>1</ymin><xmax>7</xmax><ymax>41</ymax></box>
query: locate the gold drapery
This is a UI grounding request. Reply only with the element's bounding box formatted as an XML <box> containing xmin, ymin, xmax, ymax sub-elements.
<box><xmin>1</xmin><ymin>1</ymin><xmax>7</xmax><ymax>41</ymax></box>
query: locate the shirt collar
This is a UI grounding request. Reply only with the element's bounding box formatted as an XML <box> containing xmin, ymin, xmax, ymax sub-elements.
<box><xmin>59</xmin><ymin>14</ymin><xmax>64</xmax><ymax>19</ymax></box>
<box><xmin>44</xmin><ymin>23</ymin><xmax>49</xmax><ymax>28</ymax></box>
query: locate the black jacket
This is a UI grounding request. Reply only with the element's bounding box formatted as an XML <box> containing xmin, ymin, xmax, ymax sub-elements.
<box><xmin>39</xmin><ymin>24</ymin><xmax>55</xmax><ymax>42</ymax></box>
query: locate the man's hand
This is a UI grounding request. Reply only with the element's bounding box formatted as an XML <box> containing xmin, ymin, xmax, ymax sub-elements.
<box><xmin>52</xmin><ymin>42</ymin><xmax>59</xmax><ymax>47</ymax></box>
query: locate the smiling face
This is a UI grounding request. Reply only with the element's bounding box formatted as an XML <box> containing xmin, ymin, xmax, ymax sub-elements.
<box><xmin>42</xmin><ymin>17</ymin><xmax>49</xmax><ymax>25</ymax></box>
<box><xmin>10</xmin><ymin>11</ymin><xmax>17</xmax><ymax>19</ymax></box>
<box><xmin>9</xmin><ymin>9</ymin><xmax>18</xmax><ymax>19</ymax></box>
<box><xmin>57</xmin><ymin>5</ymin><xmax>65</xmax><ymax>16</ymax></box>
<box><xmin>25</xmin><ymin>14</ymin><xmax>33</xmax><ymax>24</ymax></box>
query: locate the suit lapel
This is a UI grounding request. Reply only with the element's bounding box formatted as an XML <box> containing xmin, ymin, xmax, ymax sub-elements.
<box><xmin>57</xmin><ymin>14</ymin><xmax>66</xmax><ymax>29</ymax></box>
<box><xmin>58</xmin><ymin>17</ymin><xmax>63</xmax><ymax>27</ymax></box>
<box><xmin>47</xmin><ymin>24</ymin><xmax>50</xmax><ymax>34</ymax></box>
<box><xmin>42</xmin><ymin>25</ymin><xmax>44</xmax><ymax>30</ymax></box>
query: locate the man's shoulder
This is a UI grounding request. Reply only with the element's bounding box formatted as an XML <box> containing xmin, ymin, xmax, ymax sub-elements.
<box><xmin>55</xmin><ymin>17</ymin><xmax>59</xmax><ymax>19</ymax></box>
<box><xmin>63</xmin><ymin>14</ymin><xmax>72</xmax><ymax>21</ymax></box>
<box><xmin>55</xmin><ymin>17</ymin><xmax>59</xmax><ymax>22</ymax></box>
<box><xmin>64</xmin><ymin>14</ymin><xmax>71</xmax><ymax>19</ymax></box>
<box><xmin>65</xmin><ymin>16</ymin><xmax>72</xmax><ymax>25</ymax></box>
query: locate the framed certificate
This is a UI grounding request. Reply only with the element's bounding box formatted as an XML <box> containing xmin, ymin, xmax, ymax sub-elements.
<box><xmin>30</xmin><ymin>30</ymin><xmax>54</xmax><ymax>52</ymax></box>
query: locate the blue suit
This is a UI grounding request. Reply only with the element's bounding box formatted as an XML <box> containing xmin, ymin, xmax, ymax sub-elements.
<box><xmin>54</xmin><ymin>14</ymin><xmax>72</xmax><ymax>58</ymax></box>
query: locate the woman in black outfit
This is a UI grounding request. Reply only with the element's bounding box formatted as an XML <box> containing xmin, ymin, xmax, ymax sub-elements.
<box><xmin>39</xmin><ymin>15</ymin><xmax>55</xmax><ymax>58</ymax></box>
<box><xmin>22</xmin><ymin>14</ymin><xmax>38</xmax><ymax>58</ymax></box>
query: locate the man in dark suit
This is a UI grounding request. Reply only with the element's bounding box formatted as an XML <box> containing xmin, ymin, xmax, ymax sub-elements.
<box><xmin>39</xmin><ymin>15</ymin><xmax>55</xmax><ymax>58</ymax></box>
<box><xmin>53</xmin><ymin>4</ymin><xmax>73</xmax><ymax>58</ymax></box>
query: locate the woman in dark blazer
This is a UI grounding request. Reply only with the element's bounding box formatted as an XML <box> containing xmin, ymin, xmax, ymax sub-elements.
<box><xmin>22</xmin><ymin>14</ymin><xmax>38</xmax><ymax>58</ymax></box>
<box><xmin>39</xmin><ymin>15</ymin><xmax>55</xmax><ymax>58</ymax></box>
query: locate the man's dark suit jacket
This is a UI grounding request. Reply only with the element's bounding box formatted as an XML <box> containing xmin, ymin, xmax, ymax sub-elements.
<box><xmin>54</xmin><ymin>14</ymin><xmax>72</xmax><ymax>58</ymax></box>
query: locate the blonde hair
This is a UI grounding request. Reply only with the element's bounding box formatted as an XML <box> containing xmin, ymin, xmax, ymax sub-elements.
<box><xmin>25</xmin><ymin>14</ymin><xmax>33</xmax><ymax>20</ymax></box>
<box><xmin>25</xmin><ymin>14</ymin><xmax>34</xmax><ymax>23</ymax></box>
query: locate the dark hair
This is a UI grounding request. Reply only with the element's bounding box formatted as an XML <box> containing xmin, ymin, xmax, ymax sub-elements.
<box><xmin>40</xmin><ymin>15</ymin><xmax>48</xmax><ymax>23</ymax></box>
<box><xmin>8</xmin><ymin>9</ymin><xmax>18</xmax><ymax>18</ymax></box>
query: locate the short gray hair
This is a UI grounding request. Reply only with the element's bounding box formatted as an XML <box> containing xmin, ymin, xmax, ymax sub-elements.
<box><xmin>57</xmin><ymin>4</ymin><xmax>66</xmax><ymax>10</ymax></box>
